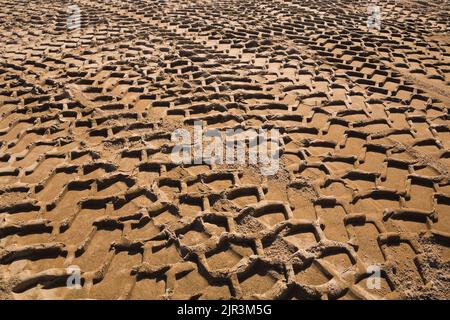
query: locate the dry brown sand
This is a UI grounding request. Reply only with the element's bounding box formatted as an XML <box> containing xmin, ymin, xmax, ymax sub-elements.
<box><xmin>0</xmin><ymin>0</ymin><xmax>449</xmax><ymax>300</ymax></box>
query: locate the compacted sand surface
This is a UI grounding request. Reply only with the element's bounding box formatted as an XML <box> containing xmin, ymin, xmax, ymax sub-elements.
<box><xmin>0</xmin><ymin>0</ymin><xmax>449</xmax><ymax>300</ymax></box>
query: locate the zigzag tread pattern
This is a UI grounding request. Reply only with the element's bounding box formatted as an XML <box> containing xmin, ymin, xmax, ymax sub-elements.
<box><xmin>0</xmin><ymin>0</ymin><xmax>449</xmax><ymax>300</ymax></box>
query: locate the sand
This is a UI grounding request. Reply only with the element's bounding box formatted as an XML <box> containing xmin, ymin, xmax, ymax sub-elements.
<box><xmin>0</xmin><ymin>0</ymin><xmax>449</xmax><ymax>300</ymax></box>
